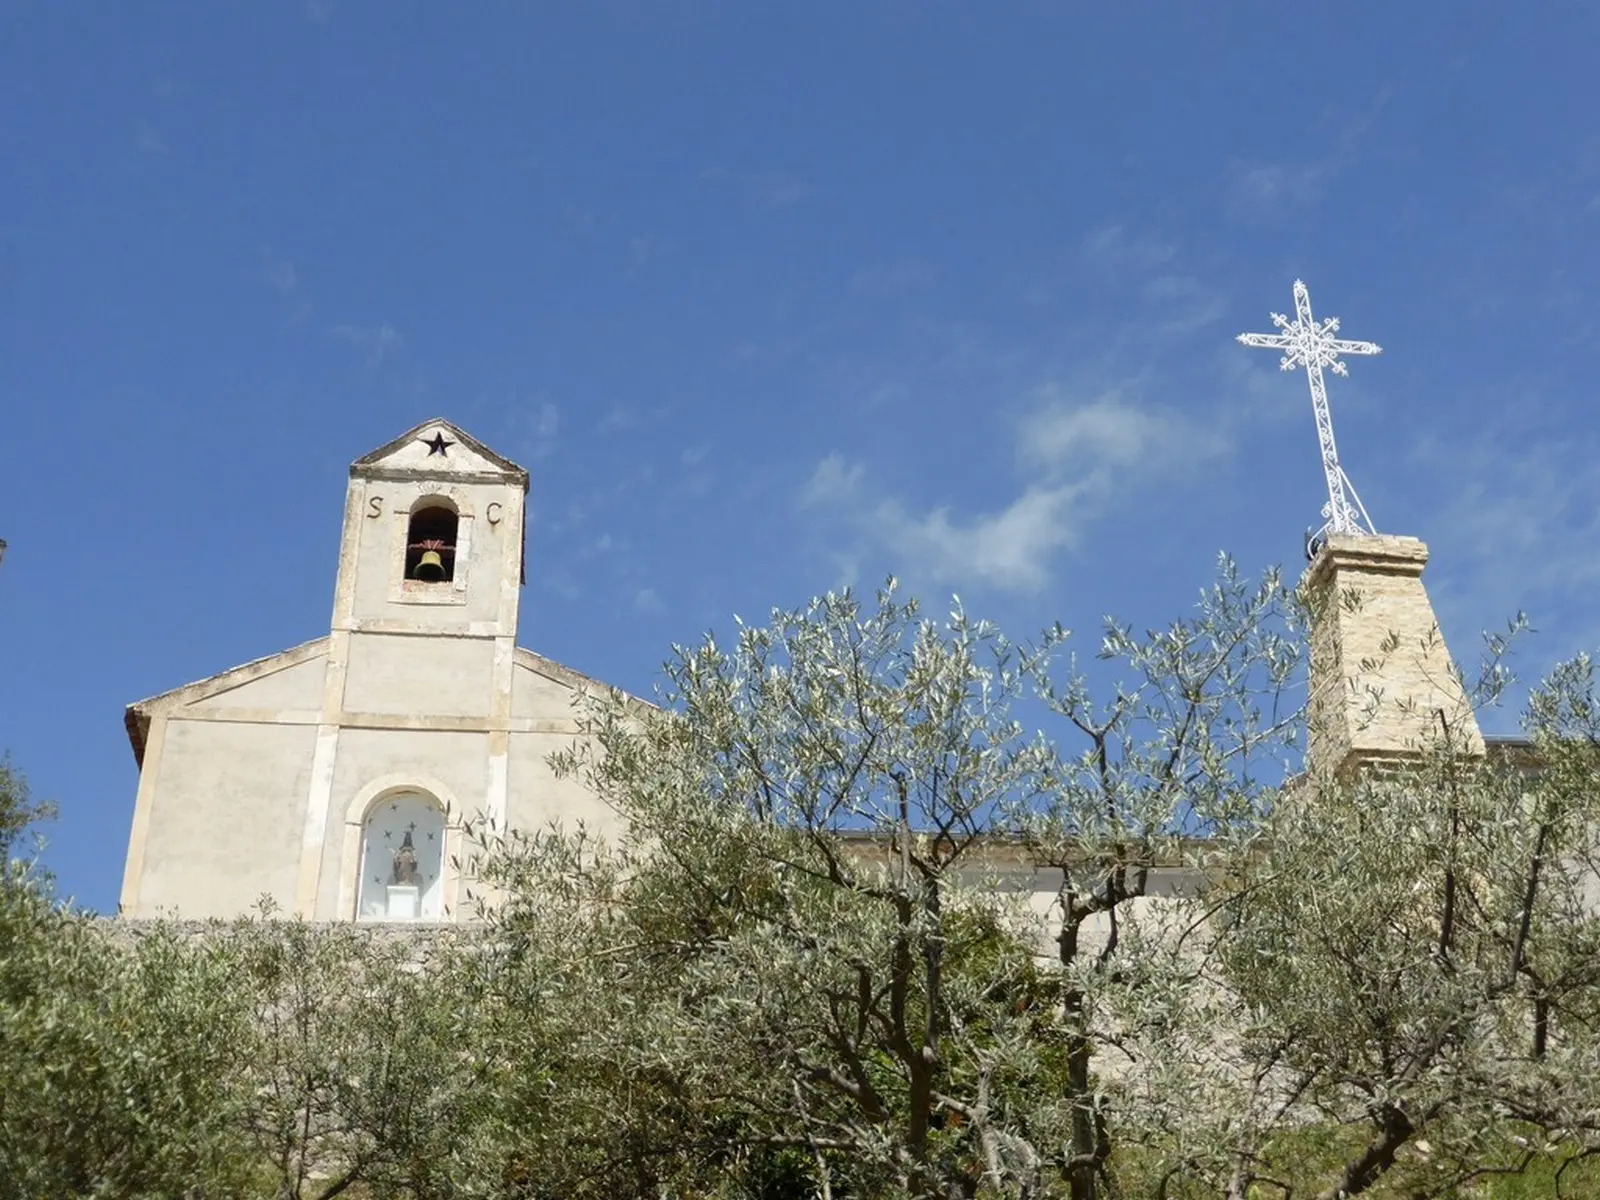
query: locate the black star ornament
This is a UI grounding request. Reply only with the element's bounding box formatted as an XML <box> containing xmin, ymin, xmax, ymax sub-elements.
<box><xmin>420</xmin><ymin>431</ymin><xmax>454</xmax><ymax>456</ymax></box>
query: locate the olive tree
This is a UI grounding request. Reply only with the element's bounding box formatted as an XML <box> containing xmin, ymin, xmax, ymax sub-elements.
<box><xmin>1135</xmin><ymin>646</ymin><xmax>1600</xmax><ymax>1200</ymax></box>
<box><xmin>0</xmin><ymin>752</ymin><xmax>52</xmax><ymax>863</ymax></box>
<box><xmin>220</xmin><ymin>914</ymin><xmax>504</xmax><ymax>1200</ymax></box>
<box><xmin>1009</xmin><ymin>558</ymin><xmax>1300</xmax><ymax>1199</ymax></box>
<box><xmin>476</xmin><ymin>567</ymin><xmax>1301</xmax><ymax>1199</ymax></box>
<box><xmin>0</xmin><ymin>759</ymin><xmax>256</xmax><ymax>1197</ymax></box>
<box><xmin>479</xmin><ymin>586</ymin><xmax>1067</xmax><ymax>1197</ymax></box>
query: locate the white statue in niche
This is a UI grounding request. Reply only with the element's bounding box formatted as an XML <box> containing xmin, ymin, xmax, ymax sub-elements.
<box><xmin>357</xmin><ymin>792</ymin><xmax>446</xmax><ymax>920</ymax></box>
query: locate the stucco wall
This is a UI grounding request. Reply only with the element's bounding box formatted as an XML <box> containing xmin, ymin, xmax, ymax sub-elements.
<box><xmin>188</xmin><ymin>655</ymin><xmax>327</xmax><ymax>712</ymax></box>
<box><xmin>505</xmin><ymin>728</ymin><xmax>624</xmax><ymax>843</ymax></box>
<box><xmin>342</xmin><ymin>633</ymin><xmax>496</xmax><ymax>717</ymax></box>
<box><xmin>133</xmin><ymin>719</ymin><xmax>315</xmax><ymax>918</ymax></box>
<box><xmin>510</xmin><ymin>666</ymin><xmax>584</xmax><ymax>720</ymax></box>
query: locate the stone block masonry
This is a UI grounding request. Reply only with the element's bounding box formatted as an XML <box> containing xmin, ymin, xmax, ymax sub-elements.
<box><xmin>1303</xmin><ymin>534</ymin><xmax>1484</xmax><ymax>776</ymax></box>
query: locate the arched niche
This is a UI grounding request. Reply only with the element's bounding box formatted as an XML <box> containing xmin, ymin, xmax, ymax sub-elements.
<box><xmin>356</xmin><ymin>791</ymin><xmax>447</xmax><ymax>920</ymax></box>
<box><xmin>336</xmin><ymin>774</ymin><xmax>465</xmax><ymax>922</ymax></box>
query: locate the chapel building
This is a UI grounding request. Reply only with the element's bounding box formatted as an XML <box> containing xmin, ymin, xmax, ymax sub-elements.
<box><xmin>119</xmin><ymin>420</ymin><xmax>630</xmax><ymax>922</ymax></box>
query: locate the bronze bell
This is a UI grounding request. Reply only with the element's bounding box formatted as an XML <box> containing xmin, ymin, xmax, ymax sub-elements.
<box><xmin>414</xmin><ymin>549</ymin><xmax>446</xmax><ymax>581</ymax></box>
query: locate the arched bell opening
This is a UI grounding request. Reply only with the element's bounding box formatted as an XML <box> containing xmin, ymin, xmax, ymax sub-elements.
<box><xmin>405</xmin><ymin>503</ymin><xmax>459</xmax><ymax>582</ymax></box>
<box><xmin>355</xmin><ymin>791</ymin><xmax>447</xmax><ymax>920</ymax></box>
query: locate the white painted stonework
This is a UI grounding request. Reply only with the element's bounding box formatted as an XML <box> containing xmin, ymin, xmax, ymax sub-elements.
<box><xmin>119</xmin><ymin>420</ymin><xmax>631</xmax><ymax>922</ymax></box>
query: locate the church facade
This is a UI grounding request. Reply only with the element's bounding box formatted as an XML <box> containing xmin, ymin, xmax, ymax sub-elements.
<box><xmin>119</xmin><ymin>421</ymin><xmax>1482</xmax><ymax>925</ymax></box>
<box><xmin>119</xmin><ymin>420</ymin><xmax>629</xmax><ymax>921</ymax></box>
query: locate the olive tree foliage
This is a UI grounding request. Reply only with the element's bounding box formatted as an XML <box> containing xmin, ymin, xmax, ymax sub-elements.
<box><xmin>0</xmin><ymin>757</ymin><xmax>514</xmax><ymax>1199</ymax></box>
<box><xmin>0</xmin><ymin>759</ymin><xmax>258</xmax><ymax>1198</ymax></box>
<box><xmin>479</xmin><ymin>584</ymin><xmax>1062</xmax><ymax>1198</ymax></box>
<box><xmin>475</xmin><ymin>563</ymin><xmax>1303</xmax><ymax>1199</ymax></box>
<box><xmin>215</xmin><ymin>900</ymin><xmax>649</xmax><ymax>1200</ymax></box>
<box><xmin>466</xmin><ymin>825</ymin><xmax>793</xmax><ymax>1197</ymax></box>
<box><xmin>1135</xmin><ymin>641</ymin><xmax>1600</xmax><ymax>1200</ymax></box>
<box><xmin>220</xmin><ymin>915</ymin><xmax>503</xmax><ymax>1200</ymax></box>
<box><xmin>0</xmin><ymin>893</ymin><xmax>264</xmax><ymax>1197</ymax></box>
<box><xmin>0</xmin><ymin>751</ymin><xmax>52</xmax><ymax>862</ymax></box>
<box><xmin>1008</xmin><ymin>560</ymin><xmax>1300</xmax><ymax>1199</ymax></box>
<box><xmin>14</xmin><ymin>561</ymin><xmax>1600</xmax><ymax>1198</ymax></box>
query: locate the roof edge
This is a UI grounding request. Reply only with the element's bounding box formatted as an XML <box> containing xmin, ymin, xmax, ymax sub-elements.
<box><xmin>514</xmin><ymin>646</ymin><xmax>657</xmax><ymax>716</ymax></box>
<box><xmin>124</xmin><ymin>635</ymin><xmax>332</xmax><ymax>766</ymax></box>
<box><xmin>351</xmin><ymin>418</ymin><xmax>529</xmax><ymax>488</ymax></box>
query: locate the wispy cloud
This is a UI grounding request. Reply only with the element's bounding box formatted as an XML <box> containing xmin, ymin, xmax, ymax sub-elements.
<box><xmin>1082</xmin><ymin>224</ymin><xmax>1177</xmax><ymax>272</ymax></box>
<box><xmin>533</xmin><ymin>403</ymin><xmax>559</xmax><ymax>454</ymax></box>
<box><xmin>252</xmin><ymin>245</ymin><xmax>317</xmax><ymax>326</ymax></box>
<box><xmin>541</xmin><ymin>567</ymin><xmax>582</xmax><ymax>601</ymax></box>
<box><xmin>802</xmin><ymin>452</ymin><xmax>1083</xmax><ymax>593</ymax></box>
<box><xmin>1141</xmin><ymin>274</ymin><xmax>1227</xmax><ymax>334</ymax></box>
<box><xmin>1078</xmin><ymin>224</ymin><xmax>1226</xmax><ymax>337</ymax></box>
<box><xmin>801</xmin><ymin>387</ymin><xmax>1227</xmax><ymax>594</ymax></box>
<box><xmin>849</xmin><ymin>260</ymin><xmax>937</xmax><ymax>296</ymax></box>
<box><xmin>134</xmin><ymin>121</ymin><xmax>169</xmax><ymax>156</ymax></box>
<box><xmin>1019</xmin><ymin>387</ymin><xmax>1224</xmax><ymax>474</ymax></box>
<box><xmin>1214</xmin><ymin>344</ymin><xmax>1301</xmax><ymax>418</ymax></box>
<box><xmin>330</xmin><ymin>323</ymin><xmax>400</xmax><ymax>366</ymax></box>
<box><xmin>563</xmin><ymin>205</ymin><xmax>597</xmax><ymax>235</ymax></box>
<box><xmin>478</xmin><ymin>397</ymin><xmax>561</xmax><ymax>467</ymax></box>
<box><xmin>633</xmin><ymin>586</ymin><xmax>665</xmax><ymax>615</ymax></box>
<box><xmin>679</xmin><ymin>444</ymin><xmax>715</xmax><ymax>497</ymax></box>
<box><xmin>598</xmin><ymin>406</ymin><xmax>640</xmax><ymax>434</ymax></box>
<box><xmin>1420</xmin><ymin>419</ymin><xmax>1600</xmax><ymax>654</ymax></box>
<box><xmin>628</xmin><ymin>234</ymin><xmax>676</xmax><ymax>270</ymax></box>
<box><xmin>701</xmin><ymin>166</ymin><xmax>811</xmax><ymax>209</ymax></box>
<box><xmin>799</xmin><ymin>453</ymin><xmax>865</xmax><ymax>509</ymax></box>
<box><xmin>1223</xmin><ymin>89</ymin><xmax>1392</xmax><ymax>217</ymax></box>
<box><xmin>1225</xmin><ymin>159</ymin><xmax>1328</xmax><ymax>215</ymax></box>
<box><xmin>257</xmin><ymin>248</ymin><xmax>298</xmax><ymax>297</ymax></box>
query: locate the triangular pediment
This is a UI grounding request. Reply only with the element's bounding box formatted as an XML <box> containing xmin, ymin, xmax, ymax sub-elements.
<box><xmin>510</xmin><ymin>647</ymin><xmax>655</xmax><ymax>722</ymax></box>
<box><xmin>352</xmin><ymin>419</ymin><xmax>527</xmax><ymax>486</ymax></box>
<box><xmin>124</xmin><ymin>636</ymin><xmax>331</xmax><ymax>765</ymax></box>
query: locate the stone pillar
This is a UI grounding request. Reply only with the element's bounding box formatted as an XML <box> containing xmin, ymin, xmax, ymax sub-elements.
<box><xmin>1303</xmin><ymin>534</ymin><xmax>1483</xmax><ymax>776</ymax></box>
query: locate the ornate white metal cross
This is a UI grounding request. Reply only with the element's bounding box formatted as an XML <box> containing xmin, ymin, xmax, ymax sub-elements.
<box><xmin>1237</xmin><ymin>280</ymin><xmax>1382</xmax><ymax>544</ymax></box>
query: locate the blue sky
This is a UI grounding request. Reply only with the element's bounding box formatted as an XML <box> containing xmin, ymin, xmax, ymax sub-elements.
<box><xmin>4</xmin><ymin>3</ymin><xmax>1600</xmax><ymax>911</ymax></box>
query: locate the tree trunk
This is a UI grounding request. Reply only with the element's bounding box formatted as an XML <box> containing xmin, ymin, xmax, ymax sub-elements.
<box><xmin>1066</xmin><ymin>1030</ymin><xmax>1098</xmax><ymax>1200</ymax></box>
